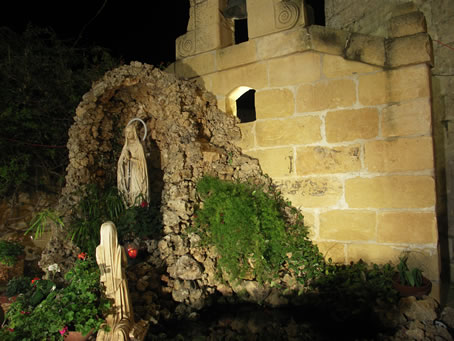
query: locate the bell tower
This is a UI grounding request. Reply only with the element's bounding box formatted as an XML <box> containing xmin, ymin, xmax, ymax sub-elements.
<box><xmin>176</xmin><ymin>0</ymin><xmax>309</xmax><ymax>59</ymax></box>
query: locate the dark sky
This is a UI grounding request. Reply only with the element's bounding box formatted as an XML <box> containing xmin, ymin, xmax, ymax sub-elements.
<box><xmin>0</xmin><ymin>1</ymin><xmax>190</xmax><ymax>66</ymax></box>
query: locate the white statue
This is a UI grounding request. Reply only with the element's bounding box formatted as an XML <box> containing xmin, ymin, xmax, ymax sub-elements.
<box><xmin>117</xmin><ymin>119</ymin><xmax>149</xmax><ymax>207</ymax></box>
<box><xmin>96</xmin><ymin>222</ymin><xmax>148</xmax><ymax>341</ymax></box>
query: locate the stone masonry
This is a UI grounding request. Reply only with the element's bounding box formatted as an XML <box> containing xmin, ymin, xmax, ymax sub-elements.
<box><xmin>170</xmin><ymin>0</ymin><xmax>440</xmax><ymax>296</ymax></box>
<box><xmin>325</xmin><ymin>0</ymin><xmax>454</xmax><ymax>292</ymax></box>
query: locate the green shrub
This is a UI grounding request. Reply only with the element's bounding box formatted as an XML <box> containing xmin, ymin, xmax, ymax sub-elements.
<box><xmin>5</xmin><ymin>276</ymin><xmax>32</xmax><ymax>297</ymax></box>
<box><xmin>191</xmin><ymin>176</ymin><xmax>326</xmax><ymax>284</ymax></box>
<box><xmin>68</xmin><ymin>184</ymin><xmax>162</xmax><ymax>253</ymax></box>
<box><xmin>0</xmin><ymin>240</ymin><xmax>24</xmax><ymax>266</ymax></box>
<box><xmin>1</xmin><ymin>257</ymin><xmax>110</xmax><ymax>340</ymax></box>
<box><xmin>116</xmin><ymin>199</ymin><xmax>163</xmax><ymax>242</ymax></box>
<box><xmin>312</xmin><ymin>261</ymin><xmax>398</xmax><ymax>306</ymax></box>
<box><xmin>69</xmin><ymin>184</ymin><xmax>125</xmax><ymax>254</ymax></box>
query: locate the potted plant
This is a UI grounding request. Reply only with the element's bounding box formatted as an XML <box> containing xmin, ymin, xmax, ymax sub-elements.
<box><xmin>392</xmin><ymin>254</ymin><xmax>432</xmax><ymax>297</ymax></box>
<box><xmin>0</xmin><ymin>256</ymin><xmax>110</xmax><ymax>340</ymax></box>
<box><xmin>0</xmin><ymin>240</ymin><xmax>25</xmax><ymax>283</ymax></box>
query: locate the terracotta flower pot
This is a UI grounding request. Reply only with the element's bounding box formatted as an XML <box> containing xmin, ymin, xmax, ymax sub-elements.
<box><xmin>64</xmin><ymin>330</ymin><xmax>92</xmax><ymax>341</ymax></box>
<box><xmin>392</xmin><ymin>273</ymin><xmax>432</xmax><ymax>297</ymax></box>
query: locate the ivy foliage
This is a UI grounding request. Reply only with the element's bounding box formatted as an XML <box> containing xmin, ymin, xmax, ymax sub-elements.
<box><xmin>0</xmin><ymin>24</ymin><xmax>118</xmax><ymax>197</ymax></box>
<box><xmin>191</xmin><ymin>176</ymin><xmax>399</xmax><ymax>313</ymax></box>
<box><xmin>192</xmin><ymin>176</ymin><xmax>326</xmax><ymax>284</ymax></box>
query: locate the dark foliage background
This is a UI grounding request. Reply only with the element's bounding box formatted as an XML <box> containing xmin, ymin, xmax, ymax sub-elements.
<box><xmin>0</xmin><ymin>25</ymin><xmax>119</xmax><ymax>197</ymax></box>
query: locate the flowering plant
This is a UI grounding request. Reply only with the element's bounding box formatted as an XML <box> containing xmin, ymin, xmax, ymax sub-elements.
<box><xmin>0</xmin><ymin>256</ymin><xmax>110</xmax><ymax>340</ymax></box>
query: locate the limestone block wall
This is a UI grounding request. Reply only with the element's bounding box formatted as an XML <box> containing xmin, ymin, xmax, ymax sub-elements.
<box><xmin>325</xmin><ymin>0</ymin><xmax>454</xmax><ymax>282</ymax></box>
<box><xmin>170</xmin><ymin>1</ymin><xmax>439</xmax><ymax>285</ymax></box>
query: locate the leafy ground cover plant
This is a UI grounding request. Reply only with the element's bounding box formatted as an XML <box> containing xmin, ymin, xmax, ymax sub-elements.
<box><xmin>191</xmin><ymin>176</ymin><xmax>400</xmax><ymax>323</ymax></box>
<box><xmin>0</xmin><ymin>240</ymin><xmax>24</xmax><ymax>266</ymax></box>
<box><xmin>5</xmin><ymin>276</ymin><xmax>32</xmax><ymax>297</ymax></box>
<box><xmin>309</xmin><ymin>261</ymin><xmax>398</xmax><ymax>312</ymax></box>
<box><xmin>191</xmin><ymin>176</ymin><xmax>326</xmax><ymax>285</ymax></box>
<box><xmin>0</xmin><ymin>256</ymin><xmax>110</xmax><ymax>340</ymax></box>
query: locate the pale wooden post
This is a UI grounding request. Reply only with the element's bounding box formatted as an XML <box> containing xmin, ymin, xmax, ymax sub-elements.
<box><xmin>96</xmin><ymin>221</ymin><xmax>148</xmax><ymax>341</ymax></box>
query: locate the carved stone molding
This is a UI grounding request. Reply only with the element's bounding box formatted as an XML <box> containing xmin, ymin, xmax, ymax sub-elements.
<box><xmin>177</xmin><ymin>31</ymin><xmax>196</xmax><ymax>58</ymax></box>
<box><xmin>274</xmin><ymin>0</ymin><xmax>300</xmax><ymax>30</ymax></box>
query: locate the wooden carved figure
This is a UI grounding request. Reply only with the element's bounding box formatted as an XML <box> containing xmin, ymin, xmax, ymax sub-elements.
<box><xmin>117</xmin><ymin>119</ymin><xmax>149</xmax><ymax>207</ymax></box>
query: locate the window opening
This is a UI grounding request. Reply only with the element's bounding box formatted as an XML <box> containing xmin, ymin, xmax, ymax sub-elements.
<box><xmin>234</xmin><ymin>18</ymin><xmax>249</xmax><ymax>44</ymax></box>
<box><xmin>236</xmin><ymin>89</ymin><xmax>256</xmax><ymax>123</ymax></box>
<box><xmin>222</xmin><ymin>0</ymin><xmax>249</xmax><ymax>44</ymax></box>
<box><xmin>305</xmin><ymin>0</ymin><xmax>325</xmax><ymax>26</ymax></box>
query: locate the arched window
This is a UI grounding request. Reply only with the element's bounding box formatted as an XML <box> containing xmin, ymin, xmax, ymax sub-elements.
<box><xmin>236</xmin><ymin>89</ymin><xmax>256</xmax><ymax>123</ymax></box>
<box><xmin>226</xmin><ymin>86</ymin><xmax>256</xmax><ymax>123</ymax></box>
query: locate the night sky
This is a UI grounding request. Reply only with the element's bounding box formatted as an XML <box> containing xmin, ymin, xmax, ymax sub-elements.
<box><xmin>0</xmin><ymin>1</ymin><xmax>190</xmax><ymax>66</ymax></box>
<box><xmin>1</xmin><ymin>1</ymin><xmax>325</xmax><ymax>65</ymax></box>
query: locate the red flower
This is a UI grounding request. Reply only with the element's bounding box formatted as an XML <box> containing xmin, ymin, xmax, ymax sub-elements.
<box><xmin>31</xmin><ymin>277</ymin><xmax>40</xmax><ymax>285</ymax></box>
<box><xmin>140</xmin><ymin>200</ymin><xmax>148</xmax><ymax>208</ymax></box>
<box><xmin>59</xmin><ymin>326</ymin><xmax>68</xmax><ymax>336</ymax></box>
<box><xmin>8</xmin><ymin>328</ymin><xmax>14</xmax><ymax>332</ymax></box>
<box><xmin>78</xmin><ymin>252</ymin><xmax>87</xmax><ymax>260</ymax></box>
<box><xmin>127</xmin><ymin>247</ymin><xmax>138</xmax><ymax>259</ymax></box>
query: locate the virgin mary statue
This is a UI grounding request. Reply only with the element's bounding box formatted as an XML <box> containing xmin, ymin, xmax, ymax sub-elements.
<box><xmin>117</xmin><ymin>123</ymin><xmax>149</xmax><ymax>207</ymax></box>
<box><xmin>96</xmin><ymin>222</ymin><xmax>133</xmax><ymax>340</ymax></box>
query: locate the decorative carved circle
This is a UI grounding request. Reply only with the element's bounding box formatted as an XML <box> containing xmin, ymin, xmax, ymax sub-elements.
<box><xmin>275</xmin><ymin>1</ymin><xmax>300</xmax><ymax>30</ymax></box>
<box><xmin>177</xmin><ymin>33</ymin><xmax>195</xmax><ymax>58</ymax></box>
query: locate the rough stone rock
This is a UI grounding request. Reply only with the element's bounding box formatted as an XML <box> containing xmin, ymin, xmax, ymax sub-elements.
<box><xmin>405</xmin><ymin>326</ymin><xmax>425</xmax><ymax>340</ymax></box>
<box><xmin>441</xmin><ymin>306</ymin><xmax>454</xmax><ymax>330</ymax></box>
<box><xmin>244</xmin><ymin>281</ymin><xmax>271</xmax><ymax>303</ymax></box>
<box><xmin>38</xmin><ymin>234</ymin><xmax>81</xmax><ymax>285</ymax></box>
<box><xmin>399</xmin><ymin>296</ymin><xmax>439</xmax><ymax>322</ymax></box>
<box><xmin>172</xmin><ymin>288</ymin><xmax>190</xmax><ymax>302</ymax></box>
<box><xmin>265</xmin><ymin>288</ymin><xmax>289</xmax><ymax>307</ymax></box>
<box><xmin>136</xmin><ymin>277</ymin><xmax>149</xmax><ymax>292</ymax></box>
<box><xmin>135</xmin><ymin>262</ymin><xmax>152</xmax><ymax>276</ymax></box>
<box><xmin>174</xmin><ymin>255</ymin><xmax>202</xmax><ymax>280</ymax></box>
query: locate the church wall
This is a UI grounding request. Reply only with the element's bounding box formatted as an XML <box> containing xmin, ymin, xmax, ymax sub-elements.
<box><xmin>171</xmin><ymin>0</ymin><xmax>440</xmax><ymax>294</ymax></box>
<box><xmin>324</xmin><ymin>0</ymin><xmax>454</xmax><ymax>288</ymax></box>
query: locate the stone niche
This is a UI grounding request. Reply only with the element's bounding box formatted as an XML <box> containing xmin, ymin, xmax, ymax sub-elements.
<box><xmin>62</xmin><ymin>61</ymin><xmax>275</xmax><ymax>311</ymax></box>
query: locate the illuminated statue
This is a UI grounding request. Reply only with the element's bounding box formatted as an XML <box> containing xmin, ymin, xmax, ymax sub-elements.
<box><xmin>117</xmin><ymin>119</ymin><xmax>149</xmax><ymax>207</ymax></box>
<box><xmin>96</xmin><ymin>221</ymin><xmax>148</xmax><ymax>341</ymax></box>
